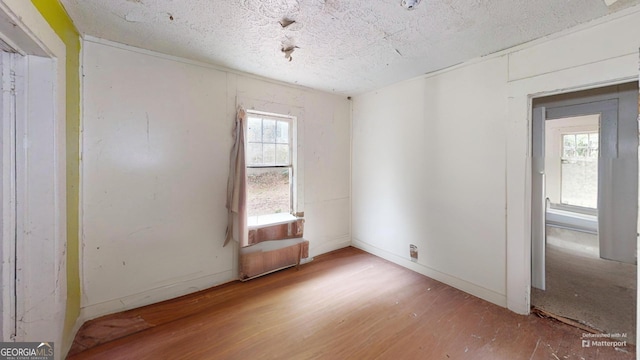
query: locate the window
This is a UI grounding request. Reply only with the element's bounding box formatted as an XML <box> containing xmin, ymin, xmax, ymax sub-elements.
<box><xmin>246</xmin><ymin>112</ymin><xmax>294</xmax><ymax>220</ymax></box>
<box><xmin>560</xmin><ymin>132</ymin><xmax>598</xmax><ymax>208</ymax></box>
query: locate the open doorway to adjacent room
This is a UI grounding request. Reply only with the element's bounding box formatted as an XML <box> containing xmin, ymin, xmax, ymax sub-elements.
<box><xmin>531</xmin><ymin>83</ymin><xmax>638</xmax><ymax>343</ymax></box>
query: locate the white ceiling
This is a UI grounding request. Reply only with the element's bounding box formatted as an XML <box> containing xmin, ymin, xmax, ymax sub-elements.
<box><xmin>61</xmin><ymin>0</ymin><xmax>640</xmax><ymax>95</ymax></box>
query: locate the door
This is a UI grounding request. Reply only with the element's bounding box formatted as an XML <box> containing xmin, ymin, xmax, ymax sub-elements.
<box><xmin>531</xmin><ymin>107</ymin><xmax>546</xmax><ymax>290</ymax></box>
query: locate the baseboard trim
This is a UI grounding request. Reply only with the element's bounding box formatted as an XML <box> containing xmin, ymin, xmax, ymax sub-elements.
<box><xmin>80</xmin><ymin>235</ymin><xmax>352</xmax><ymax>322</ymax></box>
<box><xmin>310</xmin><ymin>235</ymin><xmax>351</xmax><ymax>258</ymax></box>
<box><xmin>352</xmin><ymin>239</ymin><xmax>507</xmax><ymax>308</ymax></box>
<box><xmin>81</xmin><ymin>270</ymin><xmax>236</xmax><ymax>321</ymax></box>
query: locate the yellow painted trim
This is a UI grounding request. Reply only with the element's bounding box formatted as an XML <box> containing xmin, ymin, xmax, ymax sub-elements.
<box><xmin>29</xmin><ymin>0</ymin><xmax>80</xmax><ymax>349</ymax></box>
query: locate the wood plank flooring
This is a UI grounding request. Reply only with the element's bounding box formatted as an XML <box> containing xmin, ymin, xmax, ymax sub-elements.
<box><xmin>68</xmin><ymin>247</ymin><xmax>635</xmax><ymax>359</ymax></box>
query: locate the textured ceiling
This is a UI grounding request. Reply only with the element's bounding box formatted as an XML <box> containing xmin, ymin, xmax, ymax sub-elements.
<box><xmin>61</xmin><ymin>0</ymin><xmax>640</xmax><ymax>95</ymax></box>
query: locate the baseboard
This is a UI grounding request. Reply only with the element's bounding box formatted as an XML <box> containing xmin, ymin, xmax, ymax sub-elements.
<box><xmin>81</xmin><ymin>269</ymin><xmax>236</xmax><ymax>321</ymax></box>
<box><xmin>300</xmin><ymin>256</ymin><xmax>314</xmax><ymax>265</ymax></box>
<box><xmin>352</xmin><ymin>239</ymin><xmax>507</xmax><ymax>308</ymax></box>
<box><xmin>310</xmin><ymin>235</ymin><xmax>351</xmax><ymax>258</ymax></box>
<box><xmin>80</xmin><ymin>236</ymin><xmax>350</xmax><ymax>322</ymax></box>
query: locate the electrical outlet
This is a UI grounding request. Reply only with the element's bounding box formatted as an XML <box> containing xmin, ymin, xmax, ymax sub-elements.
<box><xmin>410</xmin><ymin>244</ymin><xmax>418</xmax><ymax>262</ymax></box>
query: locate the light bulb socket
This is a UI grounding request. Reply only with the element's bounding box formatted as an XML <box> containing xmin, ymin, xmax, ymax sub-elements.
<box><xmin>401</xmin><ymin>0</ymin><xmax>422</xmax><ymax>10</ymax></box>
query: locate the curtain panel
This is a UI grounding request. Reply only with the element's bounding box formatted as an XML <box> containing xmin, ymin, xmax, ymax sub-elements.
<box><xmin>224</xmin><ymin>107</ymin><xmax>248</xmax><ymax>247</ymax></box>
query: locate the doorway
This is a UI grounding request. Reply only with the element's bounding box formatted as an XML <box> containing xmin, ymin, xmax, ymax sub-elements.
<box><xmin>531</xmin><ymin>83</ymin><xmax>638</xmax><ymax>342</ymax></box>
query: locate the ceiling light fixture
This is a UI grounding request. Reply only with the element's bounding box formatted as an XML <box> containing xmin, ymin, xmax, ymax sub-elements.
<box><xmin>401</xmin><ymin>0</ymin><xmax>422</xmax><ymax>10</ymax></box>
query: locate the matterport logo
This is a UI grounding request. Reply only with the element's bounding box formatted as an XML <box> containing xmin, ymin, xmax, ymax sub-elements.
<box><xmin>0</xmin><ymin>342</ymin><xmax>53</xmax><ymax>360</ymax></box>
<box><xmin>581</xmin><ymin>333</ymin><xmax>627</xmax><ymax>348</ymax></box>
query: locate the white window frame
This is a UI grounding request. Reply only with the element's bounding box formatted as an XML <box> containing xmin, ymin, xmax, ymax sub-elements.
<box><xmin>245</xmin><ymin>110</ymin><xmax>298</xmax><ymax>227</ymax></box>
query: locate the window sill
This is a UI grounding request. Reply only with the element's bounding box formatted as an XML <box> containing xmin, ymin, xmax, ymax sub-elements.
<box><xmin>548</xmin><ymin>202</ymin><xmax>597</xmax><ymax>216</ymax></box>
<box><xmin>248</xmin><ymin>213</ymin><xmax>298</xmax><ymax>229</ymax></box>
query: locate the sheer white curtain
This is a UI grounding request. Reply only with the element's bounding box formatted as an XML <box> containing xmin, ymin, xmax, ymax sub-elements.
<box><xmin>224</xmin><ymin>107</ymin><xmax>248</xmax><ymax>247</ymax></box>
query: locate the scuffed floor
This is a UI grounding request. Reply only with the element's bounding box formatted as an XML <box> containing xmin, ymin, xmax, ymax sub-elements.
<box><xmin>70</xmin><ymin>247</ymin><xmax>634</xmax><ymax>359</ymax></box>
<box><xmin>532</xmin><ymin>228</ymin><xmax>636</xmax><ymax>344</ymax></box>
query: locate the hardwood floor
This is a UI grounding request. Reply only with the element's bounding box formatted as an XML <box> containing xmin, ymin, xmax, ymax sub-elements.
<box><xmin>68</xmin><ymin>247</ymin><xmax>635</xmax><ymax>359</ymax></box>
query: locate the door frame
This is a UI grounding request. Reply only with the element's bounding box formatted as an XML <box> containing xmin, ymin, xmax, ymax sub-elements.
<box><xmin>505</xmin><ymin>55</ymin><xmax>639</xmax><ymax>317</ymax></box>
<box><xmin>0</xmin><ymin>49</ymin><xmax>18</xmax><ymax>342</ymax></box>
<box><xmin>0</xmin><ymin>0</ymin><xmax>67</xmax><ymax>355</ymax></box>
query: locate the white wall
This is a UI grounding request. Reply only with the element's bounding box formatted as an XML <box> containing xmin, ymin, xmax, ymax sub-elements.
<box><xmin>352</xmin><ymin>57</ymin><xmax>508</xmax><ymax>306</ymax></box>
<box><xmin>81</xmin><ymin>38</ymin><xmax>350</xmax><ymax>319</ymax></box>
<box><xmin>353</xmin><ymin>6</ymin><xmax>640</xmax><ymax>311</ymax></box>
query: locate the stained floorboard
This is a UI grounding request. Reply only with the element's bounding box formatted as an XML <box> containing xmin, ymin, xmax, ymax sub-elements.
<box><xmin>68</xmin><ymin>247</ymin><xmax>635</xmax><ymax>359</ymax></box>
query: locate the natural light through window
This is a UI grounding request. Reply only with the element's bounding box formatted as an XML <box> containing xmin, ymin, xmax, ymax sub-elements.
<box><xmin>560</xmin><ymin>132</ymin><xmax>598</xmax><ymax>209</ymax></box>
<box><xmin>246</xmin><ymin>113</ymin><xmax>293</xmax><ymax>219</ymax></box>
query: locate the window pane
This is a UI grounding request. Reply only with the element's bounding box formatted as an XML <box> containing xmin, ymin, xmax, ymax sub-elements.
<box><xmin>276</xmin><ymin>121</ymin><xmax>289</xmax><ymax>144</ymax></box>
<box><xmin>263</xmin><ymin>119</ymin><xmax>276</xmax><ymax>143</ymax></box>
<box><xmin>561</xmin><ymin>159</ymin><xmax>598</xmax><ymax>208</ymax></box>
<box><xmin>247</xmin><ymin>117</ymin><xmax>262</xmax><ymax>142</ymax></box>
<box><xmin>247</xmin><ymin>167</ymin><xmax>291</xmax><ymax>217</ymax></box>
<box><xmin>247</xmin><ymin>143</ymin><xmax>262</xmax><ymax>165</ymax></box>
<box><xmin>575</xmin><ymin>134</ymin><xmax>588</xmax><ymax>157</ymax></box>
<box><xmin>263</xmin><ymin>143</ymin><xmax>276</xmax><ymax>164</ymax></box>
<box><xmin>563</xmin><ymin>134</ymin><xmax>575</xmax><ymax>148</ymax></box>
<box><xmin>562</xmin><ymin>134</ymin><xmax>575</xmax><ymax>158</ymax></box>
<box><xmin>276</xmin><ymin>144</ymin><xmax>290</xmax><ymax>165</ymax></box>
<box><xmin>561</xmin><ymin>132</ymin><xmax>598</xmax><ymax>209</ymax></box>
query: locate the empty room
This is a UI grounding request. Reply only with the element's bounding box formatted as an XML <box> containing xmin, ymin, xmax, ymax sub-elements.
<box><xmin>1</xmin><ymin>0</ymin><xmax>639</xmax><ymax>359</ymax></box>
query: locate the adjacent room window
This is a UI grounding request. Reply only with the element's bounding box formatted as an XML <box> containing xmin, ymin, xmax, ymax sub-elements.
<box><xmin>560</xmin><ymin>132</ymin><xmax>598</xmax><ymax>208</ymax></box>
<box><xmin>246</xmin><ymin>112</ymin><xmax>294</xmax><ymax>219</ymax></box>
